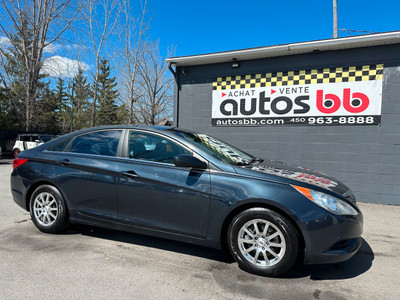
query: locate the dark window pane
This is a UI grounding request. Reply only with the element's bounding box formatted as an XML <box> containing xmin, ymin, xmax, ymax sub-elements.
<box><xmin>129</xmin><ymin>131</ymin><xmax>190</xmax><ymax>164</ymax></box>
<box><xmin>47</xmin><ymin>139</ymin><xmax>71</xmax><ymax>152</ymax></box>
<box><xmin>69</xmin><ymin>130</ymin><xmax>121</xmax><ymax>156</ymax></box>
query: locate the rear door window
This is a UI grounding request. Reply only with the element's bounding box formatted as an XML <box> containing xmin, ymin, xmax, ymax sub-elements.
<box><xmin>68</xmin><ymin>130</ymin><xmax>122</xmax><ymax>156</ymax></box>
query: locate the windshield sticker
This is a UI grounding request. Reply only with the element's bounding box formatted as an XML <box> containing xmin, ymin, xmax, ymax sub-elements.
<box><xmin>196</xmin><ymin>134</ymin><xmax>247</xmax><ymax>164</ymax></box>
<box><xmin>251</xmin><ymin>165</ymin><xmax>339</xmax><ymax>189</ymax></box>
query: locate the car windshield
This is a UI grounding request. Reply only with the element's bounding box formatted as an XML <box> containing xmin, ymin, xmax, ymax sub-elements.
<box><xmin>171</xmin><ymin>130</ymin><xmax>255</xmax><ymax>165</ymax></box>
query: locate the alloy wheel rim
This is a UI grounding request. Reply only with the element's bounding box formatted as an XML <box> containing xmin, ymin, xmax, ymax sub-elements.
<box><xmin>33</xmin><ymin>192</ymin><xmax>58</xmax><ymax>226</ymax></box>
<box><xmin>238</xmin><ymin>219</ymin><xmax>286</xmax><ymax>267</ymax></box>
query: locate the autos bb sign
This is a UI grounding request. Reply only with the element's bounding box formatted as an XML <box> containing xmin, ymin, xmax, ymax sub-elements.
<box><xmin>211</xmin><ymin>64</ymin><xmax>383</xmax><ymax>126</ymax></box>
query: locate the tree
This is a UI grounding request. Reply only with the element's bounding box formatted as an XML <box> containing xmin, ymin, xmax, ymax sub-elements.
<box><xmin>72</xmin><ymin>69</ymin><xmax>91</xmax><ymax>130</ymax></box>
<box><xmin>116</xmin><ymin>0</ymin><xmax>149</xmax><ymax>124</ymax></box>
<box><xmin>134</xmin><ymin>41</ymin><xmax>174</xmax><ymax>125</ymax></box>
<box><xmin>96</xmin><ymin>59</ymin><xmax>119</xmax><ymax>125</ymax></box>
<box><xmin>54</xmin><ymin>77</ymin><xmax>70</xmax><ymax>132</ymax></box>
<box><xmin>35</xmin><ymin>82</ymin><xmax>59</xmax><ymax>132</ymax></box>
<box><xmin>0</xmin><ymin>0</ymin><xmax>81</xmax><ymax>131</ymax></box>
<box><xmin>0</xmin><ymin>87</ymin><xmax>12</xmax><ymax>129</ymax></box>
<box><xmin>0</xmin><ymin>18</ymin><xmax>31</xmax><ymax>130</ymax></box>
<box><xmin>84</xmin><ymin>0</ymin><xmax>121</xmax><ymax>127</ymax></box>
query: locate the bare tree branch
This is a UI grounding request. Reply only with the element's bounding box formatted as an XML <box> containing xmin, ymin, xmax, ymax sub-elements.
<box><xmin>114</xmin><ymin>0</ymin><xmax>149</xmax><ymax>124</ymax></box>
<box><xmin>84</xmin><ymin>0</ymin><xmax>121</xmax><ymax>126</ymax></box>
<box><xmin>133</xmin><ymin>41</ymin><xmax>174</xmax><ymax>125</ymax></box>
<box><xmin>0</xmin><ymin>0</ymin><xmax>82</xmax><ymax>131</ymax></box>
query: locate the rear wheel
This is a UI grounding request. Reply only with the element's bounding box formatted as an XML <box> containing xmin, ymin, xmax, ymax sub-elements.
<box><xmin>30</xmin><ymin>185</ymin><xmax>69</xmax><ymax>233</ymax></box>
<box><xmin>228</xmin><ymin>207</ymin><xmax>298</xmax><ymax>277</ymax></box>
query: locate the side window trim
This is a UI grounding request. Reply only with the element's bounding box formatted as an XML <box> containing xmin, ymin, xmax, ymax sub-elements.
<box><xmin>46</xmin><ymin>129</ymin><xmax>123</xmax><ymax>157</ymax></box>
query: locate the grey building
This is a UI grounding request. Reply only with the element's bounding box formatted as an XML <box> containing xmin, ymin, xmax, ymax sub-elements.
<box><xmin>166</xmin><ymin>31</ymin><xmax>400</xmax><ymax>205</ymax></box>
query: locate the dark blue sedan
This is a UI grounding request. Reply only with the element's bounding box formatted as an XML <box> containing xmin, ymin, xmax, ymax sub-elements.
<box><xmin>10</xmin><ymin>125</ymin><xmax>363</xmax><ymax>276</ymax></box>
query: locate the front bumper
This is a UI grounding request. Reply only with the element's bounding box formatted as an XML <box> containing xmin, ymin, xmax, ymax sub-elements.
<box><xmin>304</xmin><ymin>236</ymin><xmax>362</xmax><ymax>264</ymax></box>
<box><xmin>302</xmin><ymin>211</ymin><xmax>363</xmax><ymax>264</ymax></box>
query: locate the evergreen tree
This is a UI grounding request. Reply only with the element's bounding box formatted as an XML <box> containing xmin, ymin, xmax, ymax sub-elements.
<box><xmin>0</xmin><ymin>87</ymin><xmax>12</xmax><ymax>129</ymax></box>
<box><xmin>35</xmin><ymin>82</ymin><xmax>60</xmax><ymax>133</ymax></box>
<box><xmin>96</xmin><ymin>59</ymin><xmax>119</xmax><ymax>125</ymax></box>
<box><xmin>0</xmin><ymin>85</ymin><xmax>20</xmax><ymax>130</ymax></box>
<box><xmin>1</xmin><ymin>0</ymin><xmax>79</xmax><ymax>131</ymax></box>
<box><xmin>54</xmin><ymin>78</ymin><xmax>70</xmax><ymax>132</ymax></box>
<box><xmin>116</xmin><ymin>104</ymin><xmax>130</xmax><ymax>124</ymax></box>
<box><xmin>72</xmin><ymin>69</ymin><xmax>91</xmax><ymax>130</ymax></box>
<box><xmin>2</xmin><ymin>17</ymin><xmax>61</xmax><ymax>132</ymax></box>
<box><xmin>2</xmin><ymin>18</ymin><xmax>33</xmax><ymax>130</ymax></box>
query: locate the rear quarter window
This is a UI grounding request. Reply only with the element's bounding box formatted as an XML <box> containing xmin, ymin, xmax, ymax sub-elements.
<box><xmin>47</xmin><ymin>130</ymin><xmax>122</xmax><ymax>156</ymax></box>
<box><xmin>47</xmin><ymin>139</ymin><xmax>71</xmax><ymax>152</ymax></box>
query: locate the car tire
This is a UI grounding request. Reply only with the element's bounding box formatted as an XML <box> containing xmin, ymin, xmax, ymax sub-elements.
<box><xmin>227</xmin><ymin>207</ymin><xmax>299</xmax><ymax>277</ymax></box>
<box><xmin>29</xmin><ymin>185</ymin><xmax>69</xmax><ymax>233</ymax></box>
<box><xmin>13</xmin><ymin>148</ymin><xmax>20</xmax><ymax>158</ymax></box>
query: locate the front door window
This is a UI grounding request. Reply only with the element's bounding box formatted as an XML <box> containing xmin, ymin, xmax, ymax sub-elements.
<box><xmin>128</xmin><ymin>131</ymin><xmax>191</xmax><ymax>164</ymax></box>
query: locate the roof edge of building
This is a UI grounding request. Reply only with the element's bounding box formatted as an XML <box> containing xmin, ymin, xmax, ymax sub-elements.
<box><xmin>166</xmin><ymin>31</ymin><xmax>400</xmax><ymax>67</ymax></box>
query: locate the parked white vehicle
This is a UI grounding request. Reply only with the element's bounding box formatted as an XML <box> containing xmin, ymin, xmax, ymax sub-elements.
<box><xmin>13</xmin><ymin>134</ymin><xmax>54</xmax><ymax>157</ymax></box>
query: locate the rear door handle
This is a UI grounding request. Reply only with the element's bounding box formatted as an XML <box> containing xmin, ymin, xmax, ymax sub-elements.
<box><xmin>57</xmin><ymin>159</ymin><xmax>72</xmax><ymax>166</ymax></box>
<box><xmin>121</xmin><ymin>170</ymin><xmax>139</xmax><ymax>178</ymax></box>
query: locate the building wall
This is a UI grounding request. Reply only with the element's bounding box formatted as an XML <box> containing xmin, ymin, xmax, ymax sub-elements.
<box><xmin>174</xmin><ymin>44</ymin><xmax>400</xmax><ymax>205</ymax></box>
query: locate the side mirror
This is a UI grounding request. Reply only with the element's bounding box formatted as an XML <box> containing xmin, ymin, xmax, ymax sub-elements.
<box><xmin>174</xmin><ymin>154</ymin><xmax>207</xmax><ymax>169</ymax></box>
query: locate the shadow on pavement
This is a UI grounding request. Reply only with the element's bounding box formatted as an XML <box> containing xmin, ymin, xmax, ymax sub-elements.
<box><xmin>283</xmin><ymin>238</ymin><xmax>374</xmax><ymax>280</ymax></box>
<box><xmin>64</xmin><ymin>224</ymin><xmax>373</xmax><ymax>279</ymax></box>
<box><xmin>64</xmin><ymin>224</ymin><xmax>235</xmax><ymax>264</ymax></box>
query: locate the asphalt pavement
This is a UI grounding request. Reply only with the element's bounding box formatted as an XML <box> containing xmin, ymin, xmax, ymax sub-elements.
<box><xmin>0</xmin><ymin>159</ymin><xmax>399</xmax><ymax>299</ymax></box>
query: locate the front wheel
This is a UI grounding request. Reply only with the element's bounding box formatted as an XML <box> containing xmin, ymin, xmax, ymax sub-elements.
<box><xmin>227</xmin><ymin>208</ymin><xmax>299</xmax><ymax>277</ymax></box>
<box><xmin>30</xmin><ymin>185</ymin><xmax>69</xmax><ymax>233</ymax></box>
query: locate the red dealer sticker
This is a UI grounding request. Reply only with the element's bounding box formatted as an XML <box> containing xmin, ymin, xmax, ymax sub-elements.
<box><xmin>211</xmin><ymin>65</ymin><xmax>383</xmax><ymax>126</ymax></box>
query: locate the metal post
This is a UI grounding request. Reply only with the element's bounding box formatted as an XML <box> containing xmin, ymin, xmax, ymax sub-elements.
<box><xmin>333</xmin><ymin>0</ymin><xmax>338</xmax><ymax>38</ymax></box>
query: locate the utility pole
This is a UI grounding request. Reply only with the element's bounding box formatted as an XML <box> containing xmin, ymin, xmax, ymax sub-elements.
<box><xmin>333</xmin><ymin>0</ymin><xmax>338</xmax><ymax>38</ymax></box>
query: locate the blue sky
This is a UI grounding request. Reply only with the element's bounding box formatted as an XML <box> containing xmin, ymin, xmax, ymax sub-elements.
<box><xmin>2</xmin><ymin>0</ymin><xmax>398</xmax><ymax>79</ymax></box>
<box><xmin>149</xmin><ymin>0</ymin><xmax>400</xmax><ymax>57</ymax></box>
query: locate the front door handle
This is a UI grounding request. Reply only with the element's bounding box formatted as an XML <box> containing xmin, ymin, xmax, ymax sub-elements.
<box><xmin>57</xmin><ymin>159</ymin><xmax>71</xmax><ymax>166</ymax></box>
<box><xmin>121</xmin><ymin>170</ymin><xmax>139</xmax><ymax>178</ymax></box>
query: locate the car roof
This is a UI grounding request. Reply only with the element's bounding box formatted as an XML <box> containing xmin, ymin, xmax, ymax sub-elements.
<box><xmin>32</xmin><ymin>125</ymin><xmax>195</xmax><ymax>150</ymax></box>
<box><xmin>80</xmin><ymin>124</ymin><xmax>170</xmax><ymax>130</ymax></box>
<box><xmin>66</xmin><ymin>125</ymin><xmax>176</xmax><ymax>135</ymax></box>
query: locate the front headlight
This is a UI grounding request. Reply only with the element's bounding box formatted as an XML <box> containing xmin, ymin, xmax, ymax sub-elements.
<box><xmin>292</xmin><ymin>185</ymin><xmax>358</xmax><ymax>216</ymax></box>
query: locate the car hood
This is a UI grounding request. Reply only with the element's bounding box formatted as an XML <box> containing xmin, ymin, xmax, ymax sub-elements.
<box><xmin>233</xmin><ymin>159</ymin><xmax>350</xmax><ymax>196</ymax></box>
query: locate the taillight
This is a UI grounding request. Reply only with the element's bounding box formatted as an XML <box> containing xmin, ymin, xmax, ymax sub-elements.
<box><xmin>13</xmin><ymin>158</ymin><xmax>28</xmax><ymax>169</ymax></box>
